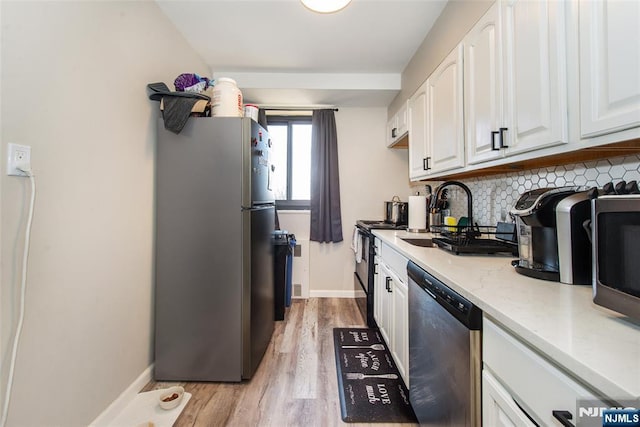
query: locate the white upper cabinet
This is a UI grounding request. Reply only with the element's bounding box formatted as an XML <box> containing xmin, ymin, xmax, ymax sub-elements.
<box><xmin>580</xmin><ymin>0</ymin><xmax>640</xmax><ymax>138</ymax></box>
<box><xmin>466</xmin><ymin>0</ymin><xmax>569</xmax><ymax>164</ymax></box>
<box><xmin>386</xmin><ymin>116</ymin><xmax>398</xmax><ymax>147</ymax></box>
<box><xmin>427</xmin><ymin>44</ymin><xmax>466</xmax><ymax>174</ymax></box>
<box><xmin>501</xmin><ymin>0</ymin><xmax>569</xmax><ymax>155</ymax></box>
<box><xmin>396</xmin><ymin>100</ymin><xmax>409</xmax><ymax>140</ymax></box>
<box><xmin>409</xmin><ymin>81</ymin><xmax>429</xmax><ymax>180</ymax></box>
<box><xmin>464</xmin><ymin>2</ymin><xmax>504</xmax><ymax>164</ymax></box>
<box><xmin>387</xmin><ymin>100</ymin><xmax>409</xmax><ymax>147</ymax></box>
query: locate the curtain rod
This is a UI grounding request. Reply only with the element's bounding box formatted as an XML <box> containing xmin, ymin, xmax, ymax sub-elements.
<box><xmin>260</xmin><ymin>106</ymin><xmax>339</xmax><ymax>112</ymax></box>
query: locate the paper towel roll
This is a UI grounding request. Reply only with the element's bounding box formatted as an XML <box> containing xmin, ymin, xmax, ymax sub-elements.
<box><xmin>408</xmin><ymin>195</ymin><xmax>427</xmax><ymax>231</ymax></box>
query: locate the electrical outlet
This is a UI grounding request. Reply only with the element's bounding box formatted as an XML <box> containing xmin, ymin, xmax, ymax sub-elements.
<box><xmin>7</xmin><ymin>143</ymin><xmax>31</xmax><ymax>176</ymax></box>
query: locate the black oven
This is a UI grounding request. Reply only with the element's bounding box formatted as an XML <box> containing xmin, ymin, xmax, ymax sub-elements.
<box><xmin>354</xmin><ymin>220</ymin><xmax>406</xmax><ymax>327</ymax></box>
<box><xmin>354</xmin><ymin>223</ymin><xmax>374</xmax><ymax>326</ymax></box>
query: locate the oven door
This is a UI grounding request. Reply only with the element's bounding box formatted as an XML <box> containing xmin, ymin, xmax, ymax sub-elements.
<box><xmin>355</xmin><ymin>230</ymin><xmax>370</xmax><ymax>285</ymax></box>
<box><xmin>354</xmin><ymin>227</ymin><xmax>374</xmax><ymax>326</ymax></box>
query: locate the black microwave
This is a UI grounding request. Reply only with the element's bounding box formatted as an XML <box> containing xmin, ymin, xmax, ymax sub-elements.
<box><xmin>592</xmin><ymin>196</ymin><xmax>640</xmax><ymax>320</ymax></box>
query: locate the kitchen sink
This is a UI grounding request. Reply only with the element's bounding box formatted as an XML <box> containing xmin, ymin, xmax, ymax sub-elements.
<box><xmin>400</xmin><ymin>238</ymin><xmax>434</xmax><ymax>247</ymax></box>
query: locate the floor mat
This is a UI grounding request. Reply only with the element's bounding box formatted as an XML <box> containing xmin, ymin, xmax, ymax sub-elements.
<box><xmin>333</xmin><ymin>328</ymin><xmax>417</xmax><ymax>423</ymax></box>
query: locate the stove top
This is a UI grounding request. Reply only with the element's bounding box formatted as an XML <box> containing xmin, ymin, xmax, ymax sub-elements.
<box><xmin>356</xmin><ymin>220</ymin><xmax>407</xmax><ymax>231</ymax></box>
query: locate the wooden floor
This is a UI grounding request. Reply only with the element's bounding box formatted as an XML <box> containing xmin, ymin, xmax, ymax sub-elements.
<box><xmin>143</xmin><ymin>298</ymin><xmax>417</xmax><ymax>427</ymax></box>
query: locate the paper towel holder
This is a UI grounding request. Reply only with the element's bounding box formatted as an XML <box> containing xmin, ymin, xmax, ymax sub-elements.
<box><xmin>408</xmin><ymin>192</ymin><xmax>428</xmax><ymax>233</ymax></box>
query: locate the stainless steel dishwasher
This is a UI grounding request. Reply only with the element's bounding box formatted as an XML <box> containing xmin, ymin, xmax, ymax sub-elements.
<box><xmin>407</xmin><ymin>261</ymin><xmax>482</xmax><ymax>426</ymax></box>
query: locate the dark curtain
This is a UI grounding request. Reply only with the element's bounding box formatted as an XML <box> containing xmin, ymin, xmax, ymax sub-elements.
<box><xmin>310</xmin><ymin>109</ymin><xmax>343</xmax><ymax>243</ymax></box>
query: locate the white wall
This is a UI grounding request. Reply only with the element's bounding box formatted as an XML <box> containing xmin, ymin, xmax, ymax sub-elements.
<box><xmin>282</xmin><ymin>108</ymin><xmax>411</xmax><ymax>295</ymax></box>
<box><xmin>0</xmin><ymin>1</ymin><xmax>208</xmax><ymax>425</ymax></box>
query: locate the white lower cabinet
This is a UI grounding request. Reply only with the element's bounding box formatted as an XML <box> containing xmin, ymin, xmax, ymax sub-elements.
<box><xmin>483</xmin><ymin>317</ymin><xmax>607</xmax><ymax>427</ymax></box>
<box><xmin>390</xmin><ymin>273</ymin><xmax>408</xmax><ymax>383</ymax></box>
<box><xmin>483</xmin><ymin>369</ymin><xmax>536</xmax><ymax>427</ymax></box>
<box><xmin>374</xmin><ymin>243</ymin><xmax>409</xmax><ymax>384</ymax></box>
<box><xmin>376</xmin><ymin>261</ymin><xmax>393</xmax><ymax>346</ymax></box>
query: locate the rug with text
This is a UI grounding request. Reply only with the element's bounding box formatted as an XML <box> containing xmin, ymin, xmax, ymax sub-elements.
<box><xmin>333</xmin><ymin>328</ymin><xmax>417</xmax><ymax>423</ymax></box>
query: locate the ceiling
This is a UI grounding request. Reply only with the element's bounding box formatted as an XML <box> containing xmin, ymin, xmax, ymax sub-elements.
<box><xmin>156</xmin><ymin>0</ymin><xmax>447</xmax><ymax>107</ymax></box>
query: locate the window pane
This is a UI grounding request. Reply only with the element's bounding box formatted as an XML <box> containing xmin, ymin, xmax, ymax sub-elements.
<box><xmin>291</xmin><ymin>124</ymin><xmax>312</xmax><ymax>200</ymax></box>
<box><xmin>268</xmin><ymin>124</ymin><xmax>288</xmax><ymax>200</ymax></box>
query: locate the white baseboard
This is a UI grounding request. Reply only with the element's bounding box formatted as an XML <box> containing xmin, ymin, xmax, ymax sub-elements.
<box><xmin>89</xmin><ymin>364</ymin><xmax>154</xmax><ymax>427</ymax></box>
<box><xmin>310</xmin><ymin>290</ymin><xmax>365</xmax><ymax>298</ymax></box>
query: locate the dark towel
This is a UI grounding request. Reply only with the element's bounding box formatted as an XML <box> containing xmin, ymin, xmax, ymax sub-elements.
<box><xmin>161</xmin><ymin>97</ymin><xmax>199</xmax><ymax>134</ymax></box>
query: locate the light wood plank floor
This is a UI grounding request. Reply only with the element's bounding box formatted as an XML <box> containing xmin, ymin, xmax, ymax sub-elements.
<box><xmin>143</xmin><ymin>298</ymin><xmax>417</xmax><ymax>427</ymax></box>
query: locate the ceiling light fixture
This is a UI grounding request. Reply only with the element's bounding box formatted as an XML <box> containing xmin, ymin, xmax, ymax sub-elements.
<box><xmin>300</xmin><ymin>0</ymin><xmax>352</xmax><ymax>14</ymax></box>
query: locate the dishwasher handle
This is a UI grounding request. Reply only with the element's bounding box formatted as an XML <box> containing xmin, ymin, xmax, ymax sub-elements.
<box><xmin>423</xmin><ymin>286</ymin><xmax>437</xmax><ymax>300</ymax></box>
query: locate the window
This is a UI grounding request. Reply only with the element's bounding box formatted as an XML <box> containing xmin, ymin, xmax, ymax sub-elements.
<box><xmin>268</xmin><ymin>116</ymin><xmax>312</xmax><ymax>209</ymax></box>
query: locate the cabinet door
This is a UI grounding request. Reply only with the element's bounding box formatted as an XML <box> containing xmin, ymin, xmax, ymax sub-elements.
<box><xmin>391</xmin><ymin>277</ymin><xmax>409</xmax><ymax>385</ymax></box>
<box><xmin>502</xmin><ymin>0</ymin><xmax>569</xmax><ymax>155</ymax></box>
<box><xmin>464</xmin><ymin>2</ymin><xmax>505</xmax><ymax>164</ymax></box>
<box><xmin>377</xmin><ymin>262</ymin><xmax>393</xmax><ymax>346</ymax></box>
<box><xmin>386</xmin><ymin>116</ymin><xmax>398</xmax><ymax>147</ymax></box>
<box><xmin>483</xmin><ymin>370</ymin><xmax>537</xmax><ymax>427</ymax></box>
<box><xmin>580</xmin><ymin>0</ymin><xmax>640</xmax><ymax>137</ymax></box>
<box><xmin>397</xmin><ymin>100</ymin><xmax>409</xmax><ymax>137</ymax></box>
<box><xmin>484</xmin><ymin>318</ymin><xmax>608</xmax><ymax>427</ymax></box>
<box><xmin>427</xmin><ymin>44</ymin><xmax>465</xmax><ymax>174</ymax></box>
<box><xmin>409</xmin><ymin>81</ymin><xmax>429</xmax><ymax>180</ymax></box>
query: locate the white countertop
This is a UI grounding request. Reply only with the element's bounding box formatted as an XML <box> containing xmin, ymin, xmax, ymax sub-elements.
<box><xmin>373</xmin><ymin>229</ymin><xmax>640</xmax><ymax>403</ymax></box>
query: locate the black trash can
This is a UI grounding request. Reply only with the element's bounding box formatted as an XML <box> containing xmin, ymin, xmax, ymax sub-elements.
<box><xmin>273</xmin><ymin>231</ymin><xmax>295</xmax><ymax>321</ymax></box>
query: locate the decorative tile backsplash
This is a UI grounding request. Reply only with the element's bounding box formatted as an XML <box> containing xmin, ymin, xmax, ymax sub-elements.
<box><xmin>418</xmin><ymin>154</ymin><xmax>640</xmax><ymax>226</ymax></box>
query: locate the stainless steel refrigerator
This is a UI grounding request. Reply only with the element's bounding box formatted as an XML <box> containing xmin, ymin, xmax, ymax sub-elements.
<box><xmin>154</xmin><ymin>117</ymin><xmax>275</xmax><ymax>381</ymax></box>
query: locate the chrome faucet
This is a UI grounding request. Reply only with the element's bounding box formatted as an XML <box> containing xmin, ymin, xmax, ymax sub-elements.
<box><xmin>432</xmin><ymin>180</ymin><xmax>474</xmax><ymax>232</ymax></box>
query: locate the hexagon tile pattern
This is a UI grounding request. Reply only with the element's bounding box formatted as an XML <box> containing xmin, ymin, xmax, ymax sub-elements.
<box><xmin>414</xmin><ymin>154</ymin><xmax>640</xmax><ymax>227</ymax></box>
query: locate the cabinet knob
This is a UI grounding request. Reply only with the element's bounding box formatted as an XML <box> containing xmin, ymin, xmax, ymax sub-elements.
<box><xmin>552</xmin><ymin>410</ymin><xmax>575</xmax><ymax>427</ymax></box>
<box><xmin>423</xmin><ymin>157</ymin><xmax>431</xmax><ymax>171</ymax></box>
<box><xmin>391</xmin><ymin>127</ymin><xmax>398</xmax><ymax>138</ymax></box>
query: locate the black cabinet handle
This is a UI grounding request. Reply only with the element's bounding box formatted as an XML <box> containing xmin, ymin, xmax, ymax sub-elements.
<box><xmin>491</xmin><ymin>131</ymin><xmax>500</xmax><ymax>150</ymax></box>
<box><xmin>423</xmin><ymin>157</ymin><xmax>431</xmax><ymax>171</ymax></box>
<box><xmin>391</xmin><ymin>127</ymin><xmax>398</xmax><ymax>138</ymax></box>
<box><xmin>552</xmin><ymin>410</ymin><xmax>575</xmax><ymax>427</ymax></box>
<box><xmin>385</xmin><ymin>277</ymin><xmax>392</xmax><ymax>292</ymax></box>
<box><xmin>499</xmin><ymin>127</ymin><xmax>509</xmax><ymax>148</ymax></box>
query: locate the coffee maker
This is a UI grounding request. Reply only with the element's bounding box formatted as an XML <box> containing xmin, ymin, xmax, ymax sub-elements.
<box><xmin>510</xmin><ymin>187</ymin><xmax>592</xmax><ymax>284</ymax></box>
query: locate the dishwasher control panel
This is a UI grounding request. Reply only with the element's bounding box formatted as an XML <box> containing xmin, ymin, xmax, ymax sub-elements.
<box><xmin>408</xmin><ymin>261</ymin><xmax>482</xmax><ymax>330</ymax></box>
